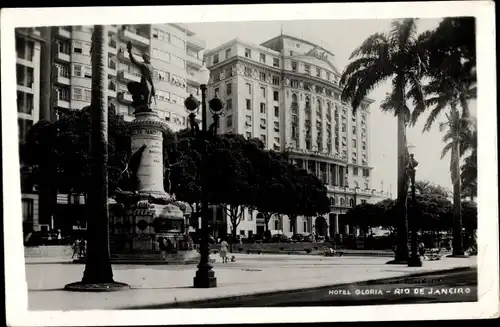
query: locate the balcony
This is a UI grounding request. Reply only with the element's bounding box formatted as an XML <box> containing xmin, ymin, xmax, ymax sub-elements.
<box><xmin>57</xmin><ymin>27</ymin><xmax>71</xmax><ymax>39</ymax></box>
<box><xmin>120</xmin><ymin>29</ymin><xmax>150</xmax><ymax>47</ymax></box>
<box><xmin>108</xmin><ymin>83</ymin><xmax>117</xmax><ymax>97</ymax></box>
<box><xmin>118</xmin><ymin>92</ymin><xmax>133</xmax><ymax>104</ymax></box>
<box><xmin>56</xmin><ymin>75</ymin><xmax>70</xmax><ymax>86</ymax></box>
<box><xmin>108</xmin><ymin>40</ymin><xmax>117</xmax><ymax>56</ymax></box>
<box><xmin>186</xmin><ymin>71</ymin><xmax>200</xmax><ymax>86</ymax></box>
<box><xmin>118</xmin><ymin>70</ymin><xmax>141</xmax><ymax>83</ymax></box>
<box><xmin>108</xmin><ymin>25</ymin><xmax>118</xmax><ymax>35</ymax></box>
<box><xmin>57</xmin><ymin>99</ymin><xmax>70</xmax><ymax>109</ymax></box>
<box><xmin>72</xmin><ymin>30</ymin><xmax>91</xmax><ymax>43</ymax></box>
<box><xmin>56</xmin><ymin>51</ymin><xmax>70</xmax><ymax>62</ymax></box>
<box><xmin>186</xmin><ymin>53</ymin><xmax>202</xmax><ymax>68</ymax></box>
<box><xmin>186</xmin><ymin>35</ymin><xmax>205</xmax><ymax>51</ymax></box>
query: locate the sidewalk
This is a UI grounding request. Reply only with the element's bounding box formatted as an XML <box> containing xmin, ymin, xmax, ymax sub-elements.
<box><xmin>27</xmin><ymin>254</ymin><xmax>476</xmax><ymax>311</ymax></box>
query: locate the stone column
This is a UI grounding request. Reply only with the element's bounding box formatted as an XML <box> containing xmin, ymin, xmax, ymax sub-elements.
<box><xmin>129</xmin><ymin>111</ymin><xmax>168</xmax><ymax>197</ymax></box>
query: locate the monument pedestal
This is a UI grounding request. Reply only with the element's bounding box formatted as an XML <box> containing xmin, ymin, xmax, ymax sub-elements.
<box><xmin>109</xmin><ymin>110</ymin><xmax>200</xmax><ymax>265</ymax></box>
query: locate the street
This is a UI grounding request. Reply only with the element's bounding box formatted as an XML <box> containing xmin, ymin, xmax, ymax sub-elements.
<box><xmin>26</xmin><ymin>254</ymin><xmax>477</xmax><ymax>310</ymax></box>
<box><xmin>150</xmin><ymin>267</ymin><xmax>477</xmax><ymax>308</ymax></box>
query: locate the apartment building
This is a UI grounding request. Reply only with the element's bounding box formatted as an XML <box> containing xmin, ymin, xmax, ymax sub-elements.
<box><xmin>204</xmin><ymin>34</ymin><xmax>391</xmax><ymax>239</ymax></box>
<box><xmin>16</xmin><ymin>24</ymin><xmax>206</xmax><ymax>237</ymax></box>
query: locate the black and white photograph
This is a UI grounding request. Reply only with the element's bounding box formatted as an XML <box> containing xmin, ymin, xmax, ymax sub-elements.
<box><xmin>1</xmin><ymin>2</ymin><xmax>498</xmax><ymax>325</ymax></box>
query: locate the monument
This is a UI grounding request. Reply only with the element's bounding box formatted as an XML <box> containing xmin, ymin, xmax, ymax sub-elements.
<box><xmin>109</xmin><ymin>41</ymin><xmax>198</xmax><ymax>264</ymax></box>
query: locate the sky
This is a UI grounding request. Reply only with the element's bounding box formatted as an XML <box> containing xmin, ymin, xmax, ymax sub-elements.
<box><xmin>185</xmin><ymin>19</ymin><xmax>477</xmax><ymax>196</ymax></box>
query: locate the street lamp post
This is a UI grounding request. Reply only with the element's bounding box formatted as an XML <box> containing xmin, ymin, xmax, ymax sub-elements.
<box><xmin>407</xmin><ymin>144</ymin><xmax>422</xmax><ymax>267</ymax></box>
<box><xmin>184</xmin><ymin>63</ymin><xmax>224</xmax><ymax>288</ymax></box>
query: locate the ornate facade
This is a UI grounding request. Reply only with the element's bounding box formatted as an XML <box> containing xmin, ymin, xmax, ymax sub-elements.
<box><xmin>204</xmin><ymin>35</ymin><xmax>390</xmax><ymax>238</ymax></box>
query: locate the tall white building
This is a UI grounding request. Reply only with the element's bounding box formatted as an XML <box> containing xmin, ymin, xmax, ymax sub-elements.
<box><xmin>204</xmin><ymin>34</ymin><xmax>390</xmax><ymax>238</ymax></box>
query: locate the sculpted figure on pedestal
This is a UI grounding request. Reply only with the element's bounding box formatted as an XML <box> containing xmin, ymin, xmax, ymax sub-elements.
<box><xmin>126</xmin><ymin>41</ymin><xmax>155</xmax><ymax>112</ymax></box>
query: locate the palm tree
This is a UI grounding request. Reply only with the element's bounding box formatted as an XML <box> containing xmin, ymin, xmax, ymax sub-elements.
<box><xmin>340</xmin><ymin>19</ymin><xmax>427</xmax><ymax>263</ymax></box>
<box><xmin>80</xmin><ymin>25</ymin><xmax>115</xmax><ymax>283</ymax></box>
<box><xmin>411</xmin><ymin>18</ymin><xmax>476</xmax><ymax>257</ymax></box>
<box><xmin>460</xmin><ymin>118</ymin><xmax>477</xmax><ymax>201</ymax></box>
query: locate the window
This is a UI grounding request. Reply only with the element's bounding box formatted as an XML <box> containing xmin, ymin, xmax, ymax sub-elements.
<box><xmin>273</xmin><ymin>91</ymin><xmax>279</xmax><ymax>101</ymax></box>
<box><xmin>17</xmin><ymin>91</ymin><xmax>34</xmax><ymax>114</ymax></box>
<box><xmin>260</xmin><ymin>53</ymin><xmax>266</xmax><ymax>63</ymax></box>
<box><xmin>303</xmin><ymin>221</ymin><xmax>307</xmax><ymax>233</ymax></box>
<box><xmin>260</xmin><ymin>103</ymin><xmax>266</xmax><ymax>114</ymax></box>
<box><xmin>272</xmin><ymin>76</ymin><xmax>280</xmax><ymax>85</ymax></box>
<box><xmin>246</xmin><ymin>83</ymin><xmax>252</xmax><ymax>94</ymax></box>
<box><xmin>16</xmin><ymin>37</ymin><xmax>34</xmax><ymax>61</ymax></box>
<box><xmin>245</xmin><ymin>48</ymin><xmax>251</xmax><ymax>58</ymax></box>
<box><xmin>274</xmin><ymin>106</ymin><xmax>279</xmax><ymax>117</ymax></box>
<box><xmin>274</xmin><ymin>121</ymin><xmax>279</xmax><ymax>131</ymax></box>
<box><xmin>362</xmin><ymin>141</ymin><xmax>366</xmax><ymax>150</ymax></box>
<box><xmin>22</xmin><ymin>198</ymin><xmax>34</xmax><ymax>222</ymax></box>
<box><xmin>260</xmin><ymin>118</ymin><xmax>266</xmax><ymax>126</ymax></box>
<box><xmin>326</xmin><ymin>71</ymin><xmax>331</xmax><ymax>81</ymax></box>
<box><xmin>170</xmin><ymin>34</ymin><xmax>185</xmax><ymax>49</ymax></box>
<box><xmin>226</xmin><ymin>99</ymin><xmax>232</xmax><ymax>110</ymax></box>
<box><xmin>291</xmin><ymin>80</ymin><xmax>299</xmax><ymax>88</ymax></box>
<box><xmin>213</xmin><ymin>54</ymin><xmax>219</xmax><ymax>64</ymax></box>
<box><xmin>226</xmin><ymin>83</ymin><xmax>232</xmax><ymax>95</ymax></box>
<box><xmin>240</xmin><ymin>230</ymin><xmax>246</xmax><ymax>236</ymax></box>
<box><xmin>84</xmin><ymin>89</ymin><xmax>91</xmax><ymax>101</ymax></box>
<box><xmin>291</xmin><ymin>61</ymin><xmax>297</xmax><ymax>72</ymax></box>
<box><xmin>57</xmin><ymin>40</ymin><xmax>70</xmax><ymax>54</ymax></box>
<box><xmin>58</xmin><ymin>87</ymin><xmax>70</xmax><ymax>101</ymax></box>
<box><xmin>226</xmin><ymin>115</ymin><xmax>232</xmax><ymax>127</ymax></box>
<box><xmin>225</xmin><ymin>48</ymin><xmax>232</xmax><ymax>59</ymax></box>
<box><xmin>245</xmin><ymin>132</ymin><xmax>252</xmax><ymax>138</ymax></box>
<box><xmin>316</xmin><ymin>67</ymin><xmax>321</xmax><ymax>77</ymax></box>
<box><xmin>342</xmin><ymin>124</ymin><xmax>346</xmax><ymax>132</ymax></box>
<box><xmin>353</xmin><ymin>139</ymin><xmax>357</xmax><ymax>148</ymax></box>
<box><xmin>246</xmin><ymin>115</ymin><xmax>252</xmax><ymax>123</ymax></box>
<box><xmin>214</xmin><ymin>88</ymin><xmax>219</xmax><ymax>97</ymax></box>
<box><xmin>73</xmin><ymin>64</ymin><xmax>82</xmax><ymax>77</ymax></box>
<box><xmin>260</xmin><ymin>134</ymin><xmax>266</xmax><ymax>143</ymax></box>
<box><xmin>72</xmin><ymin>87</ymin><xmax>83</xmax><ymax>100</ymax></box>
<box><xmin>84</xmin><ymin>66</ymin><xmax>92</xmax><ymax>78</ymax></box>
<box><xmin>73</xmin><ymin>41</ymin><xmax>83</xmax><ymax>53</ymax></box>
<box><xmin>246</xmin><ymin>99</ymin><xmax>251</xmax><ymax>110</ymax></box>
<box><xmin>274</xmin><ymin>218</ymin><xmax>280</xmax><ymax>230</ymax></box>
<box><xmin>273</xmin><ymin>58</ymin><xmax>280</xmax><ymax>67</ymax></box>
<box><xmin>361</xmin><ymin>199</ymin><xmax>367</xmax><ymax>204</ymax></box>
<box><xmin>260</xmin><ymin>87</ymin><xmax>266</xmax><ymax>98</ymax></box>
<box><xmin>304</xmin><ymin>64</ymin><xmax>311</xmax><ymax>74</ymax></box>
<box><xmin>259</xmin><ymin>72</ymin><xmax>266</xmax><ymax>81</ymax></box>
<box><xmin>171</xmin><ymin>55</ymin><xmax>185</xmax><ymax>69</ymax></box>
<box><xmin>152</xmin><ymin>28</ymin><xmax>158</xmax><ymax>38</ymax></box>
<box><xmin>244</xmin><ymin>67</ymin><xmax>252</xmax><ymax>76</ymax></box>
<box><xmin>353</xmin><ymin>167</ymin><xmax>358</xmax><ymax>175</ymax></box>
<box><xmin>352</xmin><ymin>126</ymin><xmax>356</xmax><ymax>134</ymax></box>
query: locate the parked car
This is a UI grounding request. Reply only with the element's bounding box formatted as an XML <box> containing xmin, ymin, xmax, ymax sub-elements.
<box><xmin>270</xmin><ymin>234</ymin><xmax>291</xmax><ymax>243</ymax></box>
<box><xmin>291</xmin><ymin>233</ymin><xmax>313</xmax><ymax>242</ymax></box>
<box><xmin>244</xmin><ymin>234</ymin><xmax>264</xmax><ymax>244</ymax></box>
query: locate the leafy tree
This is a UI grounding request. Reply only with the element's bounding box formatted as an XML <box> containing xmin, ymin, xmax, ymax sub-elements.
<box><xmin>346</xmin><ymin>203</ymin><xmax>385</xmax><ymax>234</ymax></box>
<box><xmin>414</xmin><ymin>180</ymin><xmax>450</xmax><ymax>198</ymax></box>
<box><xmin>411</xmin><ymin>17</ymin><xmax>477</xmax><ymax>256</ymax></box>
<box><xmin>340</xmin><ymin>18</ymin><xmax>427</xmax><ymax>262</ymax></box>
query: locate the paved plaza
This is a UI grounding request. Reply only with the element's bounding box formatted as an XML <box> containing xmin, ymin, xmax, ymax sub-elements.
<box><xmin>26</xmin><ymin>253</ymin><xmax>477</xmax><ymax>310</ymax></box>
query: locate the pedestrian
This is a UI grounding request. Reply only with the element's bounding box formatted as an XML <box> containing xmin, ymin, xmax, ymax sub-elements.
<box><xmin>57</xmin><ymin>230</ymin><xmax>62</xmax><ymax>245</ymax></box>
<box><xmin>219</xmin><ymin>237</ymin><xmax>229</xmax><ymax>263</ymax></box>
<box><xmin>71</xmin><ymin>239</ymin><xmax>80</xmax><ymax>259</ymax></box>
<box><xmin>79</xmin><ymin>239</ymin><xmax>86</xmax><ymax>258</ymax></box>
<box><xmin>418</xmin><ymin>240</ymin><xmax>425</xmax><ymax>258</ymax></box>
<box><xmin>159</xmin><ymin>237</ymin><xmax>167</xmax><ymax>259</ymax></box>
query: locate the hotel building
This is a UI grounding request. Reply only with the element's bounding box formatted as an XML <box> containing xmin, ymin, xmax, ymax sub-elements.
<box><xmin>16</xmin><ymin>24</ymin><xmax>206</xmax><ymax>236</ymax></box>
<box><xmin>204</xmin><ymin>34</ymin><xmax>390</xmax><ymax>239</ymax></box>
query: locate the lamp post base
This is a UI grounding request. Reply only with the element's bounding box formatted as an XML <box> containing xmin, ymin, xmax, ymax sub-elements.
<box><xmin>193</xmin><ymin>269</ymin><xmax>217</xmax><ymax>288</ymax></box>
<box><xmin>408</xmin><ymin>255</ymin><xmax>423</xmax><ymax>267</ymax></box>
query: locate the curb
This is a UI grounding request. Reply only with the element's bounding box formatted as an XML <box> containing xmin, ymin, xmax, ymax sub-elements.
<box><xmin>126</xmin><ymin>266</ymin><xmax>474</xmax><ymax>309</ymax></box>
